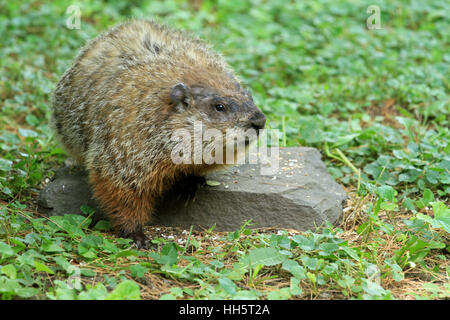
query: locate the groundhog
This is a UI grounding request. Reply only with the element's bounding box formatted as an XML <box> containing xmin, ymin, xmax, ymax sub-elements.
<box><xmin>51</xmin><ymin>19</ymin><xmax>266</xmax><ymax>248</ymax></box>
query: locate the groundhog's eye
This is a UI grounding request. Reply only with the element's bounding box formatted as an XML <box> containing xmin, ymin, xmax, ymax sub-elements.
<box><xmin>215</xmin><ymin>104</ymin><xmax>226</xmax><ymax>112</ymax></box>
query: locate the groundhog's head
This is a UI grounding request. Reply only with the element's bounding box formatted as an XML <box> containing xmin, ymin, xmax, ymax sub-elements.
<box><xmin>170</xmin><ymin>82</ymin><xmax>266</xmax><ymax>131</ymax></box>
<box><xmin>169</xmin><ymin>82</ymin><xmax>266</xmax><ymax>166</ymax></box>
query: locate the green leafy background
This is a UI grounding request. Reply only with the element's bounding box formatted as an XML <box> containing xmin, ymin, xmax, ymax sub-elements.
<box><xmin>0</xmin><ymin>0</ymin><xmax>448</xmax><ymax>300</ymax></box>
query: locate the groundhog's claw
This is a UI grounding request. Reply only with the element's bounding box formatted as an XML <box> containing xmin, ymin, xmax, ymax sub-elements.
<box><xmin>176</xmin><ymin>175</ymin><xmax>206</xmax><ymax>206</ymax></box>
<box><xmin>120</xmin><ymin>227</ymin><xmax>150</xmax><ymax>249</ymax></box>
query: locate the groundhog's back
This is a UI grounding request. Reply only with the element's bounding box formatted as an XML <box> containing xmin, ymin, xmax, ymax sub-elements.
<box><xmin>51</xmin><ymin>20</ymin><xmax>240</xmax><ymax>165</ymax></box>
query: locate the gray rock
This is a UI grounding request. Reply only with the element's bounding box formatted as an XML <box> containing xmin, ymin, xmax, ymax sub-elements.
<box><xmin>38</xmin><ymin>166</ymin><xmax>101</xmax><ymax>216</ymax></box>
<box><xmin>38</xmin><ymin>147</ymin><xmax>347</xmax><ymax>231</ymax></box>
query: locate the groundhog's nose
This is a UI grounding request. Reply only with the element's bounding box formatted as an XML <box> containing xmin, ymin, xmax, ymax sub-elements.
<box><xmin>250</xmin><ymin>111</ymin><xmax>266</xmax><ymax>131</ymax></box>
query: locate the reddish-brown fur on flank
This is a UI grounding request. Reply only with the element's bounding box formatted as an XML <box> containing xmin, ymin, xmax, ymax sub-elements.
<box><xmin>89</xmin><ymin>172</ymin><xmax>154</xmax><ymax>233</ymax></box>
<box><xmin>90</xmin><ymin>161</ymin><xmax>218</xmax><ymax>234</ymax></box>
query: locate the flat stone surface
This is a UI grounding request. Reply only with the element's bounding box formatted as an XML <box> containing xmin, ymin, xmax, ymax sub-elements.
<box><xmin>38</xmin><ymin>147</ymin><xmax>347</xmax><ymax>231</ymax></box>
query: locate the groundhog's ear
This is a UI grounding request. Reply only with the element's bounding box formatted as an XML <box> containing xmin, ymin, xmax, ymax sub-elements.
<box><xmin>171</xmin><ymin>83</ymin><xmax>192</xmax><ymax>111</ymax></box>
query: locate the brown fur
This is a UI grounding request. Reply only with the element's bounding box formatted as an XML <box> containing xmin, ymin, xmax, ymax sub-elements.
<box><xmin>51</xmin><ymin>19</ymin><xmax>265</xmax><ymax>247</ymax></box>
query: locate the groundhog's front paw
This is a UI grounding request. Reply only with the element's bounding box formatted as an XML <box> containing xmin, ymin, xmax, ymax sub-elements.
<box><xmin>176</xmin><ymin>175</ymin><xmax>206</xmax><ymax>206</ymax></box>
<box><xmin>119</xmin><ymin>227</ymin><xmax>150</xmax><ymax>249</ymax></box>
